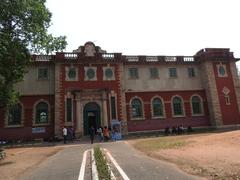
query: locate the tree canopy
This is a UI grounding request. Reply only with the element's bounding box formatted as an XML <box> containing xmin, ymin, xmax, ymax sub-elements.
<box><xmin>0</xmin><ymin>0</ymin><xmax>67</xmax><ymax>110</ymax></box>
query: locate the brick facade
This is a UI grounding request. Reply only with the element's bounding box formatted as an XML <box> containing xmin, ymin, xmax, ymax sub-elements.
<box><xmin>1</xmin><ymin>43</ymin><xmax>240</xmax><ymax>140</ymax></box>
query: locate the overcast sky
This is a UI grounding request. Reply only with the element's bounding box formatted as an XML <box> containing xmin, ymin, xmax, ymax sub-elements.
<box><xmin>46</xmin><ymin>0</ymin><xmax>240</xmax><ymax>65</ymax></box>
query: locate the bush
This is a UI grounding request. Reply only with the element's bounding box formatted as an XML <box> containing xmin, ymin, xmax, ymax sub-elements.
<box><xmin>94</xmin><ymin>147</ymin><xmax>111</xmax><ymax>180</ymax></box>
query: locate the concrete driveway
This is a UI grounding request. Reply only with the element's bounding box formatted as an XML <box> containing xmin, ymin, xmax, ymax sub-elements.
<box><xmin>20</xmin><ymin>140</ymin><xmax>204</xmax><ymax>180</ymax></box>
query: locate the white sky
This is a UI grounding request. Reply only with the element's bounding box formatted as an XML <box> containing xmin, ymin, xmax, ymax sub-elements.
<box><xmin>46</xmin><ymin>0</ymin><xmax>240</xmax><ymax>66</ymax></box>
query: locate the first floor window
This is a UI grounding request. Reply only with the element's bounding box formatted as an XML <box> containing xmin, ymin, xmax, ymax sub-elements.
<box><xmin>129</xmin><ymin>68</ymin><xmax>138</xmax><ymax>79</ymax></box>
<box><xmin>191</xmin><ymin>96</ymin><xmax>202</xmax><ymax>114</ymax></box>
<box><xmin>8</xmin><ymin>104</ymin><xmax>22</xmax><ymax>125</ymax></box>
<box><xmin>169</xmin><ymin>68</ymin><xmax>177</xmax><ymax>77</ymax></box>
<box><xmin>36</xmin><ymin>102</ymin><xmax>48</xmax><ymax>124</ymax></box>
<box><xmin>150</xmin><ymin>68</ymin><xmax>159</xmax><ymax>79</ymax></box>
<box><xmin>188</xmin><ymin>67</ymin><xmax>195</xmax><ymax>77</ymax></box>
<box><xmin>172</xmin><ymin>97</ymin><xmax>183</xmax><ymax>116</ymax></box>
<box><xmin>152</xmin><ymin>98</ymin><xmax>164</xmax><ymax>117</ymax></box>
<box><xmin>131</xmin><ymin>98</ymin><xmax>143</xmax><ymax>118</ymax></box>
<box><xmin>38</xmin><ymin>68</ymin><xmax>48</xmax><ymax>80</ymax></box>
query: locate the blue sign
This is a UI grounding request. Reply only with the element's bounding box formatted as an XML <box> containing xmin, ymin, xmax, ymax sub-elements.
<box><xmin>32</xmin><ymin>127</ymin><xmax>46</xmax><ymax>134</ymax></box>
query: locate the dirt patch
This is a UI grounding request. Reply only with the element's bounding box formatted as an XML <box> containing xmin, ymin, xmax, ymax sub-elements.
<box><xmin>0</xmin><ymin>146</ymin><xmax>62</xmax><ymax>180</ymax></box>
<box><xmin>130</xmin><ymin>131</ymin><xmax>240</xmax><ymax>180</ymax></box>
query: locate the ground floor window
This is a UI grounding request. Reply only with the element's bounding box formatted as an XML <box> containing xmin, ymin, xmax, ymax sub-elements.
<box><xmin>35</xmin><ymin>102</ymin><xmax>49</xmax><ymax>124</ymax></box>
<box><xmin>172</xmin><ymin>96</ymin><xmax>184</xmax><ymax>116</ymax></box>
<box><xmin>131</xmin><ymin>98</ymin><xmax>143</xmax><ymax>118</ymax></box>
<box><xmin>152</xmin><ymin>97</ymin><xmax>164</xmax><ymax>117</ymax></box>
<box><xmin>8</xmin><ymin>104</ymin><xmax>22</xmax><ymax>126</ymax></box>
<box><xmin>191</xmin><ymin>96</ymin><xmax>203</xmax><ymax>114</ymax></box>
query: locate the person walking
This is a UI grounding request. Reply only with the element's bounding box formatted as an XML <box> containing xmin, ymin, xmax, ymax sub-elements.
<box><xmin>63</xmin><ymin>126</ymin><xmax>67</xmax><ymax>144</ymax></box>
<box><xmin>97</xmin><ymin>127</ymin><xmax>103</xmax><ymax>142</ymax></box>
<box><xmin>89</xmin><ymin>126</ymin><xmax>95</xmax><ymax>144</ymax></box>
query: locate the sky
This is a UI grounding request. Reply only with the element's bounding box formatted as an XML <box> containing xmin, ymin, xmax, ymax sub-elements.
<box><xmin>46</xmin><ymin>0</ymin><xmax>240</xmax><ymax>66</ymax></box>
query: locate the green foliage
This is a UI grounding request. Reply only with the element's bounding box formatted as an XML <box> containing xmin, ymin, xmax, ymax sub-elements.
<box><xmin>0</xmin><ymin>0</ymin><xmax>67</xmax><ymax>111</ymax></box>
<box><xmin>94</xmin><ymin>147</ymin><xmax>111</xmax><ymax>180</ymax></box>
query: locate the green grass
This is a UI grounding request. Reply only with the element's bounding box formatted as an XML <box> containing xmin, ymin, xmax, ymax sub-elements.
<box><xmin>94</xmin><ymin>146</ymin><xmax>111</xmax><ymax>180</ymax></box>
<box><xmin>134</xmin><ymin>137</ymin><xmax>189</xmax><ymax>151</ymax></box>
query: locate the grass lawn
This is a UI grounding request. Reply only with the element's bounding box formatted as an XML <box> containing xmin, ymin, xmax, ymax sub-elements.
<box><xmin>133</xmin><ymin>135</ymin><xmax>191</xmax><ymax>152</ymax></box>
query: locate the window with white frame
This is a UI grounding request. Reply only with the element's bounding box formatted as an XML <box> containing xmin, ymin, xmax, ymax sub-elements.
<box><xmin>65</xmin><ymin>66</ymin><xmax>78</xmax><ymax>81</ymax></box>
<box><xmin>84</xmin><ymin>67</ymin><xmax>97</xmax><ymax>81</ymax></box>
<box><xmin>191</xmin><ymin>96</ymin><xmax>203</xmax><ymax>115</ymax></box>
<box><xmin>152</xmin><ymin>98</ymin><xmax>164</xmax><ymax>117</ymax></box>
<box><xmin>35</xmin><ymin>102</ymin><xmax>49</xmax><ymax>124</ymax></box>
<box><xmin>131</xmin><ymin>98</ymin><xmax>143</xmax><ymax>118</ymax></box>
<box><xmin>217</xmin><ymin>64</ymin><xmax>228</xmax><ymax>77</ymax></box>
<box><xmin>103</xmin><ymin>67</ymin><xmax>115</xmax><ymax>80</ymax></box>
<box><xmin>172</xmin><ymin>96</ymin><xmax>184</xmax><ymax>116</ymax></box>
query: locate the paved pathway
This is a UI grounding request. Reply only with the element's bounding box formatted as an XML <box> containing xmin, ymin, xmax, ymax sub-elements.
<box><xmin>20</xmin><ymin>140</ymin><xmax>205</xmax><ymax>180</ymax></box>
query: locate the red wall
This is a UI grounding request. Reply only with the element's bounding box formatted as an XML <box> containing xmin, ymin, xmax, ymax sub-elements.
<box><xmin>0</xmin><ymin>95</ymin><xmax>54</xmax><ymax>141</ymax></box>
<box><xmin>213</xmin><ymin>62</ymin><xmax>240</xmax><ymax>125</ymax></box>
<box><xmin>60</xmin><ymin>63</ymin><xmax>122</xmax><ymax>129</ymax></box>
<box><xmin>125</xmin><ymin>90</ymin><xmax>210</xmax><ymax>132</ymax></box>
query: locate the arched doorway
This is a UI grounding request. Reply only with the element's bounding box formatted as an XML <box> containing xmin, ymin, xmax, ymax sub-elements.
<box><xmin>83</xmin><ymin>102</ymin><xmax>101</xmax><ymax>135</ymax></box>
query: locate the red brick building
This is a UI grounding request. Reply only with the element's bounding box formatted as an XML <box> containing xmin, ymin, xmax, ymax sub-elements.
<box><xmin>1</xmin><ymin>42</ymin><xmax>240</xmax><ymax>140</ymax></box>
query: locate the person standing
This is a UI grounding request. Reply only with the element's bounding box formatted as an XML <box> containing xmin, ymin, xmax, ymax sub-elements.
<box><xmin>103</xmin><ymin>126</ymin><xmax>109</xmax><ymax>142</ymax></box>
<box><xmin>63</xmin><ymin>126</ymin><xmax>67</xmax><ymax>144</ymax></box>
<box><xmin>89</xmin><ymin>126</ymin><xmax>95</xmax><ymax>144</ymax></box>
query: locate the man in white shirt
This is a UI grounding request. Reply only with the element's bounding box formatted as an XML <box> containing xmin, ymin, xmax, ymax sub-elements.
<box><xmin>63</xmin><ymin>126</ymin><xmax>67</xmax><ymax>144</ymax></box>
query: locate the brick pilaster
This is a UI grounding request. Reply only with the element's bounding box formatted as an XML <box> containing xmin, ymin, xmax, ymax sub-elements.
<box><xmin>200</xmin><ymin>62</ymin><xmax>223</xmax><ymax>126</ymax></box>
<box><xmin>54</xmin><ymin>63</ymin><xmax>63</xmax><ymax>138</ymax></box>
<box><xmin>117</xmin><ymin>64</ymin><xmax>128</xmax><ymax>135</ymax></box>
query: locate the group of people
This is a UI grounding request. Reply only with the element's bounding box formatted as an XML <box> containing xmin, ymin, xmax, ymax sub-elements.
<box><xmin>164</xmin><ymin>125</ymin><xmax>193</xmax><ymax>135</ymax></box>
<box><xmin>62</xmin><ymin>125</ymin><xmax>114</xmax><ymax>144</ymax></box>
<box><xmin>62</xmin><ymin>126</ymin><xmax>75</xmax><ymax>144</ymax></box>
<box><xmin>90</xmin><ymin>126</ymin><xmax>111</xmax><ymax>144</ymax></box>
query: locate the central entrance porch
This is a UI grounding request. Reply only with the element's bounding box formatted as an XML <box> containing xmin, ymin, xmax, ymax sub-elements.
<box><xmin>83</xmin><ymin>102</ymin><xmax>101</xmax><ymax>135</ymax></box>
<box><xmin>74</xmin><ymin>89</ymin><xmax>109</xmax><ymax>137</ymax></box>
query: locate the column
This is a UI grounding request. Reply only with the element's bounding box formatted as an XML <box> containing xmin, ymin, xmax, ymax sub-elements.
<box><xmin>102</xmin><ymin>99</ymin><xmax>108</xmax><ymax>126</ymax></box>
<box><xmin>75</xmin><ymin>99</ymin><xmax>83</xmax><ymax>137</ymax></box>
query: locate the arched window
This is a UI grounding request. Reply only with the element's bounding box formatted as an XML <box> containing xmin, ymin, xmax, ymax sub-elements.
<box><xmin>131</xmin><ymin>98</ymin><xmax>143</xmax><ymax>118</ymax></box>
<box><xmin>8</xmin><ymin>104</ymin><xmax>22</xmax><ymax>125</ymax></box>
<box><xmin>191</xmin><ymin>96</ymin><xmax>202</xmax><ymax>115</ymax></box>
<box><xmin>152</xmin><ymin>98</ymin><xmax>164</xmax><ymax>117</ymax></box>
<box><xmin>36</xmin><ymin>102</ymin><xmax>48</xmax><ymax>124</ymax></box>
<box><xmin>172</xmin><ymin>96</ymin><xmax>183</xmax><ymax>116</ymax></box>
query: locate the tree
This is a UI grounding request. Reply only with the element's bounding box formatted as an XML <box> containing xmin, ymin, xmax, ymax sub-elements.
<box><xmin>0</xmin><ymin>0</ymin><xmax>67</xmax><ymax>117</ymax></box>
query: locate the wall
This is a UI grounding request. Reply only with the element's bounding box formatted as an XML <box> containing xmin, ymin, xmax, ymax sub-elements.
<box><xmin>125</xmin><ymin>90</ymin><xmax>210</xmax><ymax>132</ymax></box>
<box><xmin>124</xmin><ymin>64</ymin><xmax>203</xmax><ymax>91</ymax></box>
<box><xmin>213</xmin><ymin>62</ymin><xmax>240</xmax><ymax>125</ymax></box>
<box><xmin>54</xmin><ymin>63</ymin><xmax>123</xmax><ymax>137</ymax></box>
<box><xmin>0</xmin><ymin>95</ymin><xmax>55</xmax><ymax>140</ymax></box>
<box><xmin>14</xmin><ymin>65</ymin><xmax>55</xmax><ymax>95</ymax></box>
